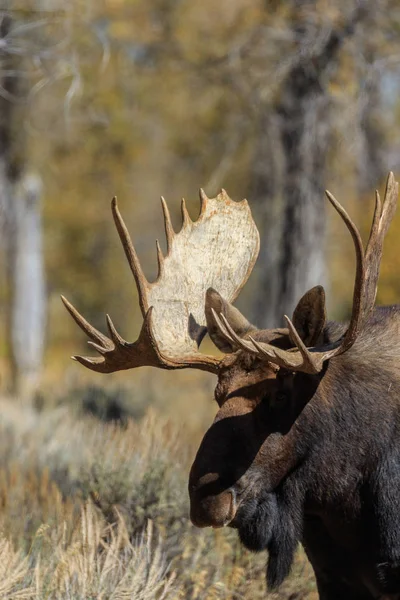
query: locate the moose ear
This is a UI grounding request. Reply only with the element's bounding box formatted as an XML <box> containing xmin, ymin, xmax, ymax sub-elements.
<box><xmin>205</xmin><ymin>288</ymin><xmax>256</xmax><ymax>353</ymax></box>
<box><xmin>292</xmin><ymin>285</ymin><xmax>327</xmax><ymax>347</ymax></box>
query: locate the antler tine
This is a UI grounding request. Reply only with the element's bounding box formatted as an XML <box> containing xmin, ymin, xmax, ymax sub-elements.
<box><xmin>199</xmin><ymin>189</ymin><xmax>208</xmax><ymax>216</ymax></box>
<box><xmin>363</xmin><ymin>172</ymin><xmax>398</xmax><ymax>320</ymax></box>
<box><xmin>87</xmin><ymin>341</ymin><xmax>108</xmax><ymax>355</ymax></box>
<box><xmin>160</xmin><ymin>196</ymin><xmax>175</xmax><ymax>253</ymax></box>
<box><xmin>211</xmin><ymin>308</ymin><xmax>253</xmax><ymax>352</ymax></box>
<box><xmin>248</xmin><ymin>337</ymin><xmax>278</xmax><ymax>361</ymax></box>
<box><xmin>72</xmin><ymin>355</ymin><xmax>108</xmax><ymax>371</ymax></box>
<box><xmin>324</xmin><ymin>190</ymin><xmax>365</xmax><ymax>353</ymax></box>
<box><xmin>111</xmin><ymin>197</ymin><xmax>149</xmax><ymax>315</ymax></box>
<box><xmin>106</xmin><ymin>314</ymin><xmax>126</xmax><ymax>346</ymax></box>
<box><xmin>61</xmin><ymin>295</ymin><xmax>112</xmax><ymax>349</ymax></box>
<box><xmin>220</xmin><ymin>314</ymin><xmax>257</xmax><ymax>353</ymax></box>
<box><xmin>249</xmin><ymin>337</ymin><xmax>302</xmax><ymax>370</ymax></box>
<box><xmin>284</xmin><ymin>316</ymin><xmax>321</xmax><ymax>374</ymax></box>
<box><xmin>181</xmin><ymin>198</ymin><xmax>192</xmax><ymax>227</ymax></box>
<box><xmin>210</xmin><ymin>309</ymin><xmax>236</xmax><ymax>346</ymax></box>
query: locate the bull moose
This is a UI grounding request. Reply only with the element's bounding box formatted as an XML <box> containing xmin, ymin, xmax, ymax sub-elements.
<box><xmin>63</xmin><ymin>173</ymin><xmax>400</xmax><ymax>599</ymax></box>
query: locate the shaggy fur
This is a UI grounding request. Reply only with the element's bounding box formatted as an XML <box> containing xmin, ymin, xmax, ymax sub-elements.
<box><xmin>190</xmin><ymin>305</ymin><xmax>400</xmax><ymax>599</ymax></box>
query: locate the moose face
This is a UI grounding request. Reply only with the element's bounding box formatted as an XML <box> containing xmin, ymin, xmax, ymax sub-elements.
<box><xmin>188</xmin><ymin>289</ymin><xmax>323</xmax><ymax>551</ymax></box>
<box><xmin>188</xmin><ymin>354</ymin><xmax>291</xmax><ymax>549</ymax></box>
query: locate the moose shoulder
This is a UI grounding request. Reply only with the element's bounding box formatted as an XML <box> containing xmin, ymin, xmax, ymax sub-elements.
<box><xmin>64</xmin><ymin>174</ymin><xmax>400</xmax><ymax>600</ymax></box>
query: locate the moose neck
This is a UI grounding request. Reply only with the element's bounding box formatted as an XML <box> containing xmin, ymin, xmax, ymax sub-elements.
<box><xmin>290</xmin><ymin>312</ymin><xmax>400</xmax><ymax>513</ymax></box>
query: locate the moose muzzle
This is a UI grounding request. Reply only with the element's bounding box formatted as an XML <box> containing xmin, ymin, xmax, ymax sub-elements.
<box><xmin>189</xmin><ymin>472</ymin><xmax>237</xmax><ymax>528</ymax></box>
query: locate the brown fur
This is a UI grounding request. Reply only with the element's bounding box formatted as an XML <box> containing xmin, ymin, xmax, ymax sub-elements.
<box><xmin>189</xmin><ymin>302</ymin><xmax>400</xmax><ymax>599</ymax></box>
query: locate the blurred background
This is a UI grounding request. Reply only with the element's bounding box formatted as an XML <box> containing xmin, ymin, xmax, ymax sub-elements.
<box><xmin>0</xmin><ymin>1</ymin><xmax>399</xmax><ymax>598</ymax></box>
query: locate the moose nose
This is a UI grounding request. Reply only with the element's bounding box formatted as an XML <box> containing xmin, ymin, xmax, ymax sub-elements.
<box><xmin>189</xmin><ymin>473</ymin><xmax>237</xmax><ymax>528</ymax></box>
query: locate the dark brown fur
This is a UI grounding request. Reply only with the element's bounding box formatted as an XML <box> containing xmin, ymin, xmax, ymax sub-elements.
<box><xmin>189</xmin><ymin>304</ymin><xmax>400</xmax><ymax>599</ymax></box>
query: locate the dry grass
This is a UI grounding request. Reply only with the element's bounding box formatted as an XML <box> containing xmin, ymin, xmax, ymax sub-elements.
<box><xmin>0</xmin><ymin>504</ymin><xmax>178</xmax><ymax>599</ymax></box>
<box><xmin>0</xmin><ymin>392</ymin><xmax>317</xmax><ymax>599</ymax></box>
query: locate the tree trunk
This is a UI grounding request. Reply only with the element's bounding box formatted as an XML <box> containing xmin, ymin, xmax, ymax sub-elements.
<box><xmin>251</xmin><ymin>4</ymin><xmax>366</xmax><ymax>327</ymax></box>
<box><xmin>357</xmin><ymin>33</ymin><xmax>388</xmax><ymax>195</ymax></box>
<box><xmin>0</xmin><ymin>13</ymin><xmax>46</xmax><ymax>398</ymax></box>
<box><xmin>7</xmin><ymin>174</ymin><xmax>46</xmax><ymax>397</ymax></box>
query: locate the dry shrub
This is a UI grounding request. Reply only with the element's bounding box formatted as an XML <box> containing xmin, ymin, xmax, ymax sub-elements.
<box><xmin>36</xmin><ymin>503</ymin><xmax>179</xmax><ymax>600</ymax></box>
<box><xmin>0</xmin><ymin>537</ymin><xmax>33</xmax><ymax>599</ymax></box>
<box><xmin>0</xmin><ymin>401</ymin><xmax>187</xmax><ymax>539</ymax></box>
<box><xmin>0</xmin><ymin>503</ymin><xmax>180</xmax><ymax>599</ymax></box>
<box><xmin>0</xmin><ymin>395</ymin><xmax>316</xmax><ymax>599</ymax></box>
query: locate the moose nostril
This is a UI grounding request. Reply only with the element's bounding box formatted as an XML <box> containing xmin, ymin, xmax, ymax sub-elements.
<box><xmin>189</xmin><ymin>472</ymin><xmax>224</xmax><ymax>500</ymax></box>
<box><xmin>195</xmin><ymin>472</ymin><xmax>219</xmax><ymax>489</ymax></box>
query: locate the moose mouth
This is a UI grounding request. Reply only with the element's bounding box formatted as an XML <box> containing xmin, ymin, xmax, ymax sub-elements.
<box><xmin>190</xmin><ymin>485</ymin><xmax>239</xmax><ymax>529</ymax></box>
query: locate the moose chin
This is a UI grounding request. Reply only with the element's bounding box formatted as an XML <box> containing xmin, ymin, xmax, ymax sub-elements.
<box><xmin>63</xmin><ymin>173</ymin><xmax>400</xmax><ymax>600</ymax></box>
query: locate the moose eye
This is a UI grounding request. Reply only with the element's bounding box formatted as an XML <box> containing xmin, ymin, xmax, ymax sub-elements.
<box><xmin>262</xmin><ymin>391</ymin><xmax>288</xmax><ymax>406</ymax></box>
<box><xmin>275</xmin><ymin>391</ymin><xmax>288</xmax><ymax>403</ymax></box>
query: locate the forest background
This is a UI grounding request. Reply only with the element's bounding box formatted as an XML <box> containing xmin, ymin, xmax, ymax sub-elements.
<box><xmin>0</xmin><ymin>1</ymin><xmax>399</xmax><ymax>598</ymax></box>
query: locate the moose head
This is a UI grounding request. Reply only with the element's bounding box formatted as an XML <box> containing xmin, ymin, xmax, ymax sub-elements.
<box><xmin>63</xmin><ymin>173</ymin><xmax>399</xmax><ymax>595</ymax></box>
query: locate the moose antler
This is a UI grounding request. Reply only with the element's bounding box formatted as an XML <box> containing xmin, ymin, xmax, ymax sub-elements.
<box><xmin>62</xmin><ymin>190</ymin><xmax>260</xmax><ymax>374</ymax></box>
<box><xmin>212</xmin><ymin>172</ymin><xmax>398</xmax><ymax>374</ymax></box>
